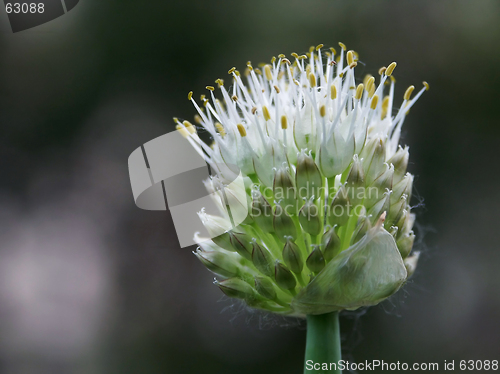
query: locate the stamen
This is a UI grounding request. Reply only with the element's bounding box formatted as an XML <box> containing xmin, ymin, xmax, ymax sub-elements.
<box><xmin>206</xmin><ymin>86</ymin><xmax>215</xmax><ymax>91</ymax></box>
<box><xmin>309</xmin><ymin>74</ymin><xmax>317</xmax><ymax>88</ymax></box>
<box><xmin>423</xmin><ymin>81</ymin><xmax>430</xmax><ymax>91</ymax></box>
<box><xmin>188</xmin><ymin>91</ymin><xmax>193</xmax><ymax>100</ymax></box>
<box><xmin>338</xmin><ymin>42</ymin><xmax>346</xmax><ymax>51</ymax></box>
<box><xmin>319</xmin><ymin>105</ymin><xmax>326</xmax><ymax>117</ymax></box>
<box><xmin>355</xmin><ymin>83</ymin><xmax>364</xmax><ymax>100</ymax></box>
<box><xmin>385</xmin><ymin>62</ymin><xmax>397</xmax><ymax>76</ymax></box>
<box><xmin>331</xmin><ymin>85</ymin><xmax>337</xmax><ymax>99</ymax></box>
<box><xmin>281</xmin><ymin>115</ymin><xmax>288</xmax><ymax>129</ymax></box>
<box><xmin>263</xmin><ymin>106</ymin><xmax>271</xmax><ymax>121</ymax></box>
<box><xmin>237</xmin><ymin>124</ymin><xmax>247</xmax><ymax>137</ymax></box>
<box><xmin>404</xmin><ymin>85</ymin><xmax>415</xmax><ymax>101</ymax></box>
<box><xmin>370</xmin><ymin>95</ymin><xmax>379</xmax><ymax>110</ymax></box>
<box><xmin>264</xmin><ymin>64</ymin><xmax>273</xmax><ymax>81</ymax></box>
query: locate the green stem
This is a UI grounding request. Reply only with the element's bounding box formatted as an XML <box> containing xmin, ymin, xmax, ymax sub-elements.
<box><xmin>304</xmin><ymin>312</ymin><xmax>342</xmax><ymax>374</ymax></box>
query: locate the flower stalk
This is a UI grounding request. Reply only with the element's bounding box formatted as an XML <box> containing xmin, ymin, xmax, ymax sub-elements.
<box><xmin>304</xmin><ymin>312</ymin><xmax>342</xmax><ymax>374</ymax></box>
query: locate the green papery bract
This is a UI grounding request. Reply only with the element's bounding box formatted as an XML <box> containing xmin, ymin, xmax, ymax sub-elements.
<box><xmin>292</xmin><ymin>225</ymin><xmax>407</xmax><ymax>315</ymax></box>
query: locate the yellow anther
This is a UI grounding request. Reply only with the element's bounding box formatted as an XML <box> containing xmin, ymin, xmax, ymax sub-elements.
<box><xmin>330</xmin><ymin>47</ymin><xmax>337</xmax><ymax>55</ymax></box>
<box><xmin>338</xmin><ymin>42</ymin><xmax>346</xmax><ymax>51</ymax></box>
<box><xmin>390</xmin><ymin>75</ymin><xmax>396</xmax><ymax>83</ymax></box>
<box><xmin>274</xmin><ymin>85</ymin><xmax>280</xmax><ymax>93</ymax></box>
<box><xmin>319</xmin><ymin>105</ymin><xmax>326</xmax><ymax>117</ymax></box>
<box><xmin>330</xmin><ymin>85</ymin><xmax>337</xmax><ymax>99</ymax></box>
<box><xmin>355</xmin><ymin>84</ymin><xmax>364</xmax><ymax>100</ymax></box>
<box><xmin>404</xmin><ymin>85</ymin><xmax>415</xmax><ymax>101</ymax></box>
<box><xmin>385</xmin><ymin>62</ymin><xmax>397</xmax><ymax>76</ymax></box>
<box><xmin>306</xmin><ymin>52</ymin><xmax>311</xmax><ymax>58</ymax></box>
<box><xmin>339</xmin><ymin>72</ymin><xmax>344</xmax><ymax>78</ymax></box>
<box><xmin>237</xmin><ymin>124</ymin><xmax>247</xmax><ymax>137</ymax></box>
<box><xmin>246</xmin><ymin>61</ymin><xmax>252</xmax><ymax>67</ymax></box>
<box><xmin>173</xmin><ymin>117</ymin><xmax>180</xmax><ymax>124</ymax></box>
<box><xmin>309</xmin><ymin>46</ymin><xmax>315</xmax><ymax>53</ymax></box>
<box><xmin>293</xmin><ymin>79</ymin><xmax>300</xmax><ymax>86</ymax></box>
<box><xmin>316</xmin><ymin>44</ymin><xmax>324</xmax><ymax>51</ymax></box>
<box><xmin>187</xmin><ymin>91</ymin><xmax>193</xmax><ymax>100</ymax></box>
<box><xmin>254</xmin><ymin>68</ymin><xmax>262</xmax><ymax>75</ymax></box>
<box><xmin>309</xmin><ymin>73</ymin><xmax>317</xmax><ymax>88</ymax></box>
<box><xmin>329</xmin><ymin>60</ymin><xmax>336</xmax><ymax>66</ymax></box>
<box><xmin>234</xmin><ymin>70</ymin><xmax>240</xmax><ymax>76</ymax></box>
<box><xmin>183</xmin><ymin>120</ymin><xmax>196</xmax><ymax>134</ymax></box>
<box><xmin>423</xmin><ymin>81</ymin><xmax>430</xmax><ymax>91</ymax></box>
<box><xmin>264</xmin><ymin>64</ymin><xmax>273</xmax><ymax>81</ymax></box>
<box><xmin>291</xmin><ymin>52</ymin><xmax>299</xmax><ymax>59</ymax></box>
<box><xmin>271</xmin><ymin>56</ymin><xmax>276</xmax><ymax>63</ymax></box>
<box><xmin>298</xmin><ymin>55</ymin><xmax>306</xmax><ymax>60</ymax></box>
<box><xmin>206</xmin><ymin>86</ymin><xmax>215</xmax><ymax>91</ymax></box>
<box><xmin>378</xmin><ymin>66</ymin><xmax>387</xmax><ymax>75</ymax></box>
<box><xmin>228</xmin><ymin>67</ymin><xmax>236</xmax><ymax>74</ymax></box>
<box><xmin>281</xmin><ymin>58</ymin><xmax>291</xmax><ymax>65</ymax></box>
<box><xmin>244</xmin><ymin>67</ymin><xmax>251</xmax><ymax>77</ymax></box>
<box><xmin>200</xmin><ymin>94</ymin><xmax>206</xmax><ymax>101</ymax></box>
<box><xmin>352</xmin><ymin>51</ymin><xmax>359</xmax><ymax>60</ymax></box>
<box><xmin>263</xmin><ymin>106</ymin><xmax>271</xmax><ymax>121</ymax></box>
<box><xmin>281</xmin><ymin>115</ymin><xmax>288</xmax><ymax>129</ymax></box>
<box><xmin>370</xmin><ymin>95</ymin><xmax>379</xmax><ymax>110</ymax></box>
<box><xmin>346</xmin><ymin>50</ymin><xmax>355</xmax><ymax>65</ymax></box>
<box><xmin>368</xmin><ymin>84</ymin><xmax>376</xmax><ymax>98</ymax></box>
<box><xmin>278</xmin><ymin>53</ymin><xmax>286</xmax><ymax>58</ymax></box>
<box><xmin>215</xmin><ymin>122</ymin><xmax>226</xmax><ymax>137</ymax></box>
<box><xmin>277</xmin><ymin>71</ymin><xmax>285</xmax><ymax>80</ymax></box>
<box><xmin>232</xmin><ymin>95</ymin><xmax>238</xmax><ymax>101</ymax></box>
<box><xmin>202</xmin><ymin>99</ymin><xmax>208</xmax><ymax>107</ymax></box>
<box><xmin>176</xmin><ymin>124</ymin><xmax>189</xmax><ymax>138</ymax></box>
<box><xmin>215</xmin><ymin>78</ymin><xmax>224</xmax><ymax>87</ymax></box>
<box><xmin>349</xmin><ymin>61</ymin><xmax>357</xmax><ymax>69</ymax></box>
<box><xmin>194</xmin><ymin>114</ymin><xmax>202</xmax><ymax>124</ymax></box>
<box><xmin>258</xmin><ymin>62</ymin><xmax>266</xmax><ymax>68</ymax></box>
<box><xmin>363</xmin><ymin>74</ymin><xmax>375</xmax><ymax>91</ymax></box>
<box><xmin>381</xmin><ymin>96</ymin><xmax>390</xmax><ymax>119</ymax></box>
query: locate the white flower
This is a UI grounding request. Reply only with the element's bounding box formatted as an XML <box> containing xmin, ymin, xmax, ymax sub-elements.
<box><xmin>178</xmin><ymin>43</ymin><xmax>428</xmax><ymax>316</ymax></box>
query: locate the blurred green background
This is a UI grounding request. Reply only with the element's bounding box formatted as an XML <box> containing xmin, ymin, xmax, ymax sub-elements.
<box><xmin>1</xmin><ymin>1</ymin><xmax>499</xmax><ymax>373</ymax></box>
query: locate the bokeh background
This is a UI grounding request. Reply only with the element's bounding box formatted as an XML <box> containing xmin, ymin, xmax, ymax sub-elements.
<box><xmin>1</xmin><ymin>1</ymin><xmax>499</xmax><ymax>373</ymax></box>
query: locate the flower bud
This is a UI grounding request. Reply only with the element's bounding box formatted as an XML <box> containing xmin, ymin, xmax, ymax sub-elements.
<box><xmin>211</xmin><ymin>232</ymin><xmax>236</xmax><ymax>252</ymax></box>
<box><xmin>251</xmin><ymin>189</ymin><xmax>274</xmax><ymax>232</ymax></box>
<box><xmin>329</xmin><ymin>186</ymin><xmax>351</xmax><ymax>227</ymax></box>
<box><xmin>404</xmin><ymin>252</ymin><xmax>420</xmax><ymax>278</ymax></box>
<box><xmin>229</xmin><ymin>231</ymin><xmax>254</xmax><ymax>260</ymax></box>
<box><xmin>306</xmin><ymin>246</ymin><xmax>326</xmax><ymax>273</ymax></box>
<box><xmin>252</xmin><ymin>242</ymin><xmax>275</xmax><ymax>277</ymax></box>
<box><xmin>217</xmin><ymin>278</ymin><xmax>257</xmax><ymax>299</ymax></box>
<box><xmin>275</xmin><ymin>261</ymin><xmax>297</xmax><ymax>291</ymax></box>
<box><xmin>396</xmin><ymin>231</ymin><xmax>415</xmax><ymax>259</ymax></box>
<box><xmin>322</xmin><ymin>226</ymin><xmax>341</xmax><ymax>262</ymax></box>
<box><xmin>282</xmin><ymin>238</ymin><xmax>304</xmax><ymax>274</ymax></box>
<box><xmin>387</xmin><ymin>146</ymin><xmax>409</xmax><ymax>184</ymax></box>
<box><xmin>387</xmin><ymin>194</ymin><xmax>407</xmax><ymax>227</ymax></box>
<box><xmin>299</xmin><ymin>198</ymin><xmax>321</xmax><ymax>236</ymax></box>
<box><xmin>345</xmin><ymin>155</ymin><xmax>365</xmax><ymax>206</ymax></box>
<box><xmin>194</xmin><ymin>249</ymin><xmax>240</xmax><ymax>278</ymax></box>
<box><xmin>365</xmin><ymin>164</ymin><xmax>394</xmax><ymax>208</ymax></box>
<box><xmin>273</xmin><ymin>202</ymin><xmax>297</xmax><ymax>240</ymax></box>
<box><xmin>391</xmin><ymin>173</ymin><xmax>413</xmax><ymax>205</ymax></box>
<box><xmin>367</xmin><ymin>190</ymin><xmax>391</xmax><ymax>225</ymax></box>
<box><xmin>296</xmin><ymin>149</ymin><xmax>323</xmax><ymax>200</ymax></box>
<box><xmin>254</xmin><ymin>276</ymin><xmax>277</xmax><ymax>300</ymax></box>
<box><xmin>351</xmin><ymin>215</ymin><xmax>372</xmax><ymax>244</ymax></box>
<box><xmin>361</xmin><ymin>138</ymin><xmax>386</xmax><ymax>185</ymax></box>
<box><xmin>273</xmin><ymin>167</ymin><xmax>296</xmax><ymax>211</ymax></box>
